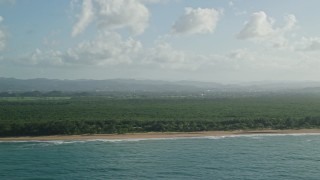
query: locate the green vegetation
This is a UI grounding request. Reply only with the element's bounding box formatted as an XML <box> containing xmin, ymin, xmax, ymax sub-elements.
<box><xmin>0</xmin><ymin>97</ymin><xmax>71</xmax><ymax>101</ymax></box>
<box><xmin>1</xmin><ymin>94</ymin><xmax>320</xmax><ymax>136</ymax></box>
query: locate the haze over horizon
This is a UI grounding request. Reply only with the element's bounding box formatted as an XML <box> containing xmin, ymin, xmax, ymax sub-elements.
<box><xmin>1</xmin><ymin>0</ymin><xmax>320</xmax><ymax>83</ymax></box>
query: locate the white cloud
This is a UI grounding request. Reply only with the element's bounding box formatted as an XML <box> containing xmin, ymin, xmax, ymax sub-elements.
<box><xmin>95</xmin><ymin>0</ymin><xmax>149</xmax><ymax>35</ymax></box>
<box><xmin>229</xmin><ymin>49</ymin><xmax>255</xmax><ymax>61</ymax></box>
<box><xmin>72</xmin><ymin>0</ymin><xmax>149</xmax><ymax>37</ymax></box>
<box><xmin>283</xmin><ymin>14</ymin><xmax>297</xmax><ymax>32</ymax></box>
<box><xmin>140</xmin><ymin>41</ymin><xmax>320</xmax><ymax>72</ymax></box>
<box><xmin>237</xmin><ymin>12</ymin><xmax>297</xmax><ymax>39</ymax></box>
<box><xmin>171</xmin><ymin>7</ymin><xmax>222</xmax><ymax>35</ymax></box>
<box><xmin>227</xmin><ymin>48</ymin><xmax>303</xmax><ymax>71</ymax></box>
<box><xmin>144</xmin><ymin>42</ymin><xmax>186</xmax><ymax>64</ymax></box>
<box><xmin>18</xmin><ymin>31</ymin><xmax>142</xmax><ymax>66</ymax></box>
<box><xmin>237</xmin><ymin>11</ymin><xmax>297</xmax><ymax>49</ymax></box>
<box><xmin>142</xmin><ymin>41</ymin><xmax>231</xmax><ymax>71</ymax></box>
<box><xmin>0</xmin><ymin>30</ymin><xmax>7</xmax><ymax>51</ymax></box>
<box><xmin>0</xmin><ymin>16</ymin><xmax>6</xmax><ymax>51</ymax></box>
<box><xmin>43</xmin><ymin>37</ymin><xmax>59</xmax><ymax>47</ymax></box>
<box><xmin>10</xmin><ymin>36</ymin><xmax>320</xmax><ymax>82</ymax></box>
<box><xmin>237</xmin><ymin>11</ymin><xmax>275</xmax><ymax>39</ymax></box>
<box><xmin>67</xmin><ymin>31</ymin><xmax>142</xmax><ymax>65</ymax></box>
<box><xmin>142</xmin><ymin>41</ymin><xmax>193</xmax><ymax>69</ymax></box>
<box><xmin>295</xmin><ymin>37</ymin><xmax>320</xmax><ymax>52</ymax></box>
<box><xmin>138</xmin><ymin>0</ymin><xmax>167</xmax><ymax>4</ymax></box>
<box><xmin>15</xmin><ymin>49</ymin><xmax>64</xmax><ymax>66</ymax></box>
<box><xmin>71</xmin><ymin>0</ymin><xmax>94</xmax><ymax>37</ymax></box>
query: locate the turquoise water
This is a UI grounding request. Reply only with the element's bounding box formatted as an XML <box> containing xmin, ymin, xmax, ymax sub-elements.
<box><xmin>1</xmin><ymin>134</ymin><xmax>320</xmax><ymax>179</ymax></box>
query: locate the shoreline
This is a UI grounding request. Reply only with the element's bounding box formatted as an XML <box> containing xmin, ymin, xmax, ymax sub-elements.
<box><xmin>1</xmin><ymin>129</ymin><xmax>320</xmax><ymax>141</ymax></box>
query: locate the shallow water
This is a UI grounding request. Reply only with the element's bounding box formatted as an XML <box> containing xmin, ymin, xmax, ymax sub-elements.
<box><xmin>1</xmin><ymin>134</ymin><xmax>320</xmax><ymax>179</ymax></box>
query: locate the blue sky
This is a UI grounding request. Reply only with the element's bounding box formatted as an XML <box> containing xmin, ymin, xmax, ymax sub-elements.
<box><xmin>1</xmin><ymin>0</ymin><xmax>320</xmax><ymax>82</ymax></box>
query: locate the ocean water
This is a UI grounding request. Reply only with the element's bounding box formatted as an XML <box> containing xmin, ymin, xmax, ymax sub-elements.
<box><xmin>1</xmin><ymin>134</ymin><xmax>320</xmax><ymax>180</ymax></box>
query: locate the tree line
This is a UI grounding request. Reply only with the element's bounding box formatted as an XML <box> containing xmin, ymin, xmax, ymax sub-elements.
<box><xmin>1</xmin><ymin>117</ymin><xmax>320</xmax><ymax>136</ymax></box>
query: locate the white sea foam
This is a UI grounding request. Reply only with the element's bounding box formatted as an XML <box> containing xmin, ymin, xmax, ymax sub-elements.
<box><xmin>1</xmin><ymin>133</ymin><xmax>320</xmax><ymax>144</ymax></box>
<box><xmin>202</xmin><ymin>133</ymin><xmax>320</xmax><ymax>139</ymax></box>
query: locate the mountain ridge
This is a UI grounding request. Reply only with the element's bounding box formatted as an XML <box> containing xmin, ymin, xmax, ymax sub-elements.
<box><xmin>1</xmin><ymin>77</ymin><xmax>320</xmax><ymax>92</ymax></box>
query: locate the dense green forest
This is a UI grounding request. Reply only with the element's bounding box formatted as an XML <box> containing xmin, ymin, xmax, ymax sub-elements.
<box><xmin>1</xmin><ymin>93</ymin><xmax>320</xmax><ymax>136</ymax></box>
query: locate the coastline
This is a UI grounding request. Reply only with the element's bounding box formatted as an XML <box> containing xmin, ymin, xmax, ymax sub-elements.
<box><xmin>1</xmin><ymin>129</ymin><xmax>320</xmax><ymax>141</ymax></box>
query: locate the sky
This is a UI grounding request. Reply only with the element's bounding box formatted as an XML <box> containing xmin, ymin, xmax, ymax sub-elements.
<box><xmin>1</xmin><ymin>0</ymin><xmax>320</xmax><ymax>82</ymax></box>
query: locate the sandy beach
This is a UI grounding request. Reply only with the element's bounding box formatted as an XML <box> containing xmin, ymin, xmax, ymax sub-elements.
<box><xmin>1</xmin><ymin>129</ymin><xmax>320</xmax><ymax>141</ymax></box>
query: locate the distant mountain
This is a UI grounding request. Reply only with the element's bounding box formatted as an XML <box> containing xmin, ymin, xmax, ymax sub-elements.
<box><xmin>0</xmin><ymin>78</ymin><xmax>224</xmax><ymax>92</ymax></box>
<box><xmin>1</xmin><ymin>77</ymin><xmax>320</xmax><ymax>92</ymax></box>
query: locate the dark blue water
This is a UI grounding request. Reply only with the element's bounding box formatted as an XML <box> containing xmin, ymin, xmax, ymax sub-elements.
<box><xmin>1</xmin><ymin>134</ymin><xmax>320</xmax><ymax>179</ymax></box>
